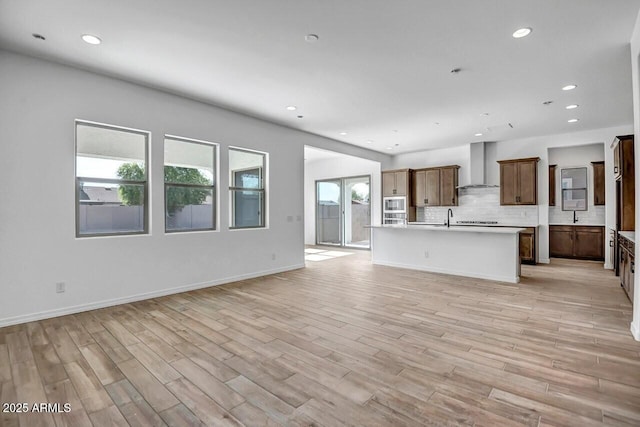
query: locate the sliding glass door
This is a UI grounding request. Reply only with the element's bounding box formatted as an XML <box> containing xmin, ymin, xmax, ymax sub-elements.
<box><xmin>316</xmin><ymin>179</ymin><xmax>342</xmax><ymax>245</ymax></box>
<box><xmin>316</xmin><ymin>176</ymin><xmax>370</xmax><ymax>248</ymax></box>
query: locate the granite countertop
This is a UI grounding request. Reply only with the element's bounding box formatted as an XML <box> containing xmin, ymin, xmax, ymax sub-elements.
<box><xmin>619</xmin><ymin>231</ymin><xmax>635</xmax><ymax>244</ymax></box>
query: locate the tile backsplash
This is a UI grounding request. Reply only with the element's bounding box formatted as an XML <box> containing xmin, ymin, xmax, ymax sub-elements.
<box><xmin>548</xmin><ymin>206</ymin><xmax>605</xmax><ymax>225</ymax></box>
<box><xmin>416</xmin><ymin>187</ymin><xmax>539</xmax><ymax>226</ymax></box>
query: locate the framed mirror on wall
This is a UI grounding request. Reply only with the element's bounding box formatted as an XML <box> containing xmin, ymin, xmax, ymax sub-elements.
<box><xmin>561</xmin><ymin>167</ymin><xmax>588</xmax><ymax>211</ymax></box>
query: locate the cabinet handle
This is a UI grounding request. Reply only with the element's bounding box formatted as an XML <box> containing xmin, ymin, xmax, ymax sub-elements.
<box><xmin>425</xmin><ymin>199</ymin><xmax>428</xmax><ymax>204</ymax></box>
<box><xmin>452</xmin><ymin>197</ymin><xmax>455</xmax><ymax>204</ymax></box>
<box><xmin>632</xmin><ymin>261</ymin><xmax>635</xmax><ymax>274</ymax></box>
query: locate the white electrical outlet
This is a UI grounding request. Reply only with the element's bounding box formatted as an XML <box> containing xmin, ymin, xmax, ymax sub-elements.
<box><xmin>56</xmin><ymin>282</ymin><xmax>66</xmax><ymax>293</ymax></box>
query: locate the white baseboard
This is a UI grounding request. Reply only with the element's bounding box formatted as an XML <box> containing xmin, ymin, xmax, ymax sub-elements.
<box><xmin>631</xmin><ymin>321</ymin><xmax>640</xmax><ymax>341</ymax></box>
<box><xmin>0</xmin><ymin>263</ymin><xmax>305</xmax><ymax>328</ymax></box>
<box><xmin>538</xmin><ymin>258</ymin><xmax>551</xmax><ymax>264</ymax></box>
<box><xmin>372</xmin><ymin>260</ymin><xmax>519</xmax><ymax>284</ymax></box>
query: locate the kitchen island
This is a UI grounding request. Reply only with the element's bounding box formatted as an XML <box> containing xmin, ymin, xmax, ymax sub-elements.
<box><xmin>370</xmin><ymin>224</ymin><xmax>525</xmax><ymax>283</ymax></box>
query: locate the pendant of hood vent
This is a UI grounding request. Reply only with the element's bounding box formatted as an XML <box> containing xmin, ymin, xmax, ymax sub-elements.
<box><xmin>457</xmin><ymin>141</ymin><xmax>500</xmax><ymax>189</ymax></box>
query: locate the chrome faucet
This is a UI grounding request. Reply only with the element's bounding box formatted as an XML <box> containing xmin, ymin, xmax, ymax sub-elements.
<box><xmin>447</xmin><ymin>208</ymin><xmax>454</xmax><ymax>228</ymax></box>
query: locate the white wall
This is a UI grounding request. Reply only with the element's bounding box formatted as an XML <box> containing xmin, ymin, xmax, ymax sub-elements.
<box><xmin>0</xmin><ymin>50</ymin><xmax>388</xmax><ymax>326</ymax></box>
<box><xmin>548</xmin><ymin>143</ymin><xmax>606</xmax><ymax>226</ymax></box>
<box><xmin>629</xmin><ymin>10</ymin><xmax>640</xmax><ymax>340</ymax></box>
<box><xmin>493</xmin><ymin>126</ymin><xmax>631</xmax><ymax>266</ymax></box>
<box><xmin>304</xmin><ymin>153</ymin><xmax>381</xmax><ymax>245</ymax></box>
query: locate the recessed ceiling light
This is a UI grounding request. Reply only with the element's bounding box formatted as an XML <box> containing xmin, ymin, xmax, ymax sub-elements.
<box><xmin>567</xmin><ymin>118</ymin><xmax>579</xmax><ymax>123</ymax></box>
<box><xmin>565</xmin><ymin>104</ymin><xmax>579</xmax><ymax>110</ymax></box>
<box><xmin>543</xmin><ymin>100</ymin><xmax>553</xmax><ymax>105</ymax></box>
<box><xmin>285</xmin><ymin>106</ymin><xmax>297</xmax><ymax>111</ymax></box>
<box><xmin>32</xmin><ymin>33</ymin><xmax>46</xmax><ymax>41</ymax></box>
<box><xmin>304</xmin><ymin>34</ymin><xmax>319</xmax><ymax>43</ymax></box>
<box><xmin>386</xmin><ymin>147</ymin><xmax>393</xmax><ymax>150</ymax></box>
<box><xmin>366</xmin><ymin>140</ymin><xmax>373</xmax><ymax>144</ymax></box>
<box><xmin>82</xmin><ymin>34</ymin><xmax>101</xmax><ymax>45</ymax></box>
<box><xmin>297</xmin><ymin>115</ymin><xmax>304</xmax><ymax>119</ymax></box>
<box><xmin>562</xmin><ymin>84</ymin><xmax>577</xmax><ymax>91</ymax></box>
<box><xmin>512</xmin><ymin>27</ymin><xmax>532</xmax><ymax>38</ymax></box>
<box><xmin>475</xmin><ymin>133</ymin><xmax>483</xmax><ymax>137</ymax></box>
<box><xmin>450</xmin><ymin>68</ymin><xmax>461</xmax><ymax>74</ymax></box>
<box><xmin>339</xmin><ymin>132</ymin><xmax>348</xmax><ymax>136</ymax></box>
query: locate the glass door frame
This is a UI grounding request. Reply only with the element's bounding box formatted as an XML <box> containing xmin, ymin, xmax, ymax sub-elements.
<box><xmin>315</xmin><ymin>174</ymin><xmax>371</xmax><ymax>249</ymax></box>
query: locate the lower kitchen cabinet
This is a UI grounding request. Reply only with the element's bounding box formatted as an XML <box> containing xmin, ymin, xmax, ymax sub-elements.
<box><xmin>549</xmin><ymin>225</ymin><xmax>604</xmax><ymax>261</ymax></box>
<box><xmin>519</xmin><ymin>227</ymin><xmax>536</xmax><ymax>265</ymax></box>
<box><xmin>618</xmin><ymin>234</ymin><xmax>635</xmax><ymax>304</ymax></box>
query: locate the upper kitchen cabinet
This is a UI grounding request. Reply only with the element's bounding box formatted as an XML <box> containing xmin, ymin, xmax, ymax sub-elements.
<box><xmin>498</xmin><ymin>157</ymin><xmax>540</xmax><ymax>205</ymax></box>
<box><xmin>612</xmin><ymin>135</ymin><xmax>633</xmax><ymax>180</ymax></box>
<box><xmin>382</xmin><ymin>169</ymin><xmax>411</xmax><ymax>197</ymax></box>
<box><xmin>412</xmin><ymin>166</ymin><xmax>459</xmax><ymax>207</ymax></box>
<box><xmin>612</xmin><ymin>135</ymin><xmax>635</xmax><ymax>231</ymax></box>
<box><xmin>591</xmin><ymin>161</ymin><xmax>605</xmax><ymax>206</ymax></box>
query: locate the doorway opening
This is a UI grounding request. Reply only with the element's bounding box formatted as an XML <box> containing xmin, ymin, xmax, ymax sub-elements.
<box><xmin>316</xmin><ymin>175</ymin><xmax>370</xmax><ymax>248</ymax></box>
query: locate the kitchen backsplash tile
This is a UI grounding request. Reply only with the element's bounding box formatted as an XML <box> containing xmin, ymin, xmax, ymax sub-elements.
<box><xmin>416</xmin><ymin>187</ymin><xmax>539</xmax><ymax>226</ymax></box>
<box><xmin>548</xmin><ymin>206</ymin><xmax>605</xmax><ymax>225</ymax></box>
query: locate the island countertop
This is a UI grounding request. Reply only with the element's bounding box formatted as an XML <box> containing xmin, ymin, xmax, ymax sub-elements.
<box><xmin>370</xmin><ymin>224</ymin><xmax>522</xmax><ymax>283</ymax></box>
<box><xmin>368</xmin><ymin>224</ymin><xmax>525</xmax><ymax>234</ymax></box>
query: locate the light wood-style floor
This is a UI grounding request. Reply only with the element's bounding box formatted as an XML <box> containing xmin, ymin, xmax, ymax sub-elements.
<box><xmin>1</xmin><ymin>249</ymin><xmax>639</xmax><ymax>426</ymax></box>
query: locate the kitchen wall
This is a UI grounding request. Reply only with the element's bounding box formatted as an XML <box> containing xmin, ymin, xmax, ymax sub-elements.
<box><xmin>417</xmin><ymin>187</ymin><xmax>538</xmax><ymax>226</ymax></box>
<box><xmin>390</xmin><ymin>125</ymin><xmax>631</xmax><ymax>268</ymax></box>
<box><xmin>304</xmin><ymin>152</ymin><xmax>382</xmax><ymax>245</ymax></box>
<box><xmin>392</xmin><ymin>145</ymin><xmax>471</xmax><ymax>185</ymax></box>
<box><xmin>548</xmin><ymin>143</ymin><xmax>606</xmax><ymax>226</ymax></box>
<box><xmin>0</xmin><ymin>50</ymin><xmax>390</xmax><ymax>326</ymax></box>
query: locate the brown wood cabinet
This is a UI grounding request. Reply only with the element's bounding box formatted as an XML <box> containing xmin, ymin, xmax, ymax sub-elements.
<box><xmin>382</xmin><ymin>169</ymin><xmax>411</xmax><ymax>197</ymax></box>
<box><xmin>549</xmin><ymin>225</ymin><xmax>604</xmax><ymax>261</ymax></box>
<box><xmin>613</xmin><ymin>135</ymin><xmax>635</xmax><ymax>231</ymax></box>
<box><xmin>412</xmin><ymin>166</ymin><xmax>459</xmax><ymax>207</ymax></box>
<box><xmin>498</xmin><ymin>157</ymin><xmax>539</xmax><ymax>205</ymax></box>
<box><xmin>549</xmin><ymin>165</ymin><xmax>556</xmax><ymax>207</ymax></box>
<box><xmin>618</xmin><ymin>234</ymin><xmax>635</xmax><ymax>304</ymax></box>
<box><xmin>519</xmin><ymin>227</ymin><xmax>536</xmax><ymax>265</ymax></box>
<box><xmin>591</xmin><ymin>161</ymin><xmax>604</xmax><ymax>206</ymax></box>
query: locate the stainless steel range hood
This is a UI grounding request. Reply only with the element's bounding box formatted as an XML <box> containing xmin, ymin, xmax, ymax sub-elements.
<box><xmin>457</xmin><ymin>141</ymin><xmax>499</xmax><ymax>189</ymax></box>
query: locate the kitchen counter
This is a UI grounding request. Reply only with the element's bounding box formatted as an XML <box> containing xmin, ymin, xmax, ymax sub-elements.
<box><xmin>371</xmin><ymin>224</ymin><xmax>523</xmax><ymax>283</ymax></box>
<box><xmin>373</xmin><ymin>224</ymin><xmax>525</xmax><ymax>234</ymax></box>
<box><xmin>619</xmin><ymin>231</ymin><xmax>635</xmax><ymax>243</ymax></box>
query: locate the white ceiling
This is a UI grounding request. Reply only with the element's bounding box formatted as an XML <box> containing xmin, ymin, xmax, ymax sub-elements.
<box><xmin>1</xmin><ymin>0</ymin><xmax>639</xmax><ymax>154</ymax></box>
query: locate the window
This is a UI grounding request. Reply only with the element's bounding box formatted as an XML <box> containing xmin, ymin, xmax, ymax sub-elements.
<box><xmin>229</xmin><ymin>147</ymin><xmax>266</xmax><ymax>228</ymax></box>
<box><xmin>75</xmin><ymin>121</ymin><xmax>149</xmax><ymax>237</ymax></box>
<box><xmin>561</xmin><ymin>167</ymin><xmax>588</xmax><ymax>211</ymax></box>
<box><xmin>164</xmin><ymin>136</ymin><xmax>217</xmax><ymax>232</ymax></box>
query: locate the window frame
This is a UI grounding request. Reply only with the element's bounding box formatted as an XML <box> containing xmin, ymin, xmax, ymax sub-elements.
<box><xmin>560</xmin><ymin>167</ymin><xmax>588</xmax><ymax>212</ymax></box>
<box><xmin>75</xmin><ymin>120</ymin><xmax>150</xmax><ymax>238</ymax></box>
<box><xmin>229</xmin><ymin>147</ymin><xmax>267</xmax><ymax>230</ymax></box>
<box><xmin>163</xmin><ymin>135</ymin><xmax>218</xmax><ymax>233</ymax></box>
